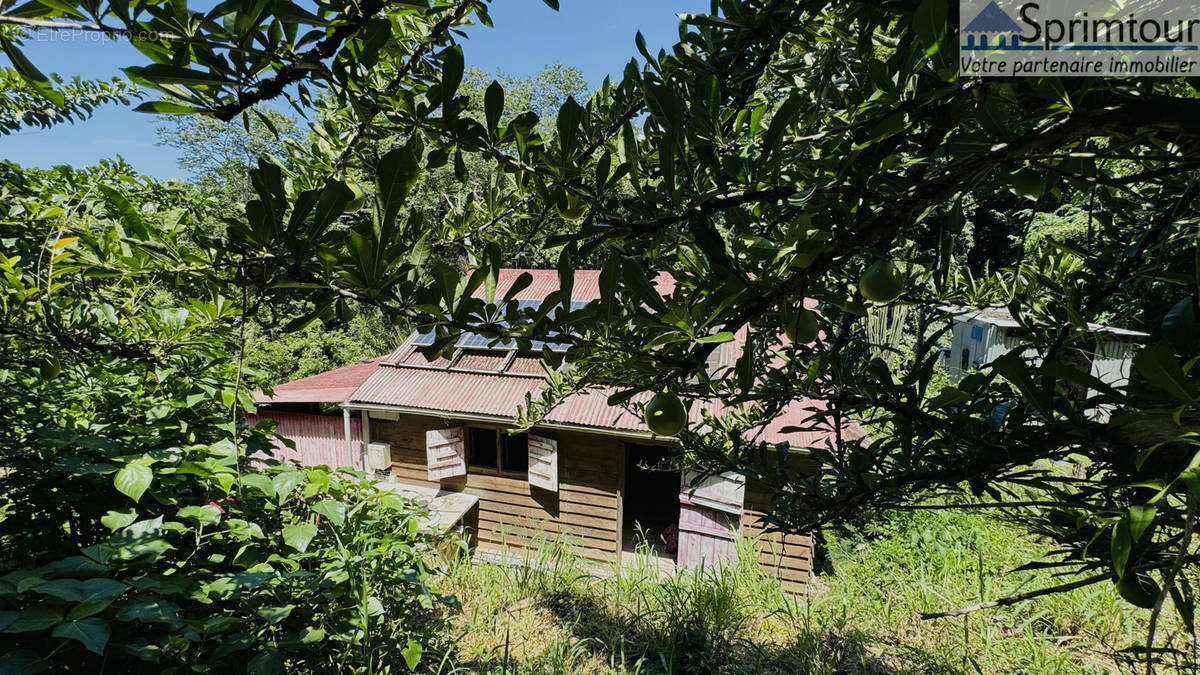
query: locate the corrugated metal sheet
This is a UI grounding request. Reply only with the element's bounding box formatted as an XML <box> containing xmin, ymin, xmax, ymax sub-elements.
<box><xmin>254</xmin><ymin>358</ymin><xmax>385</xmax><ymax>404</ymax></box>
<box><xmin>248</xmin><ymin>411</ymin><xmax>362</xmax><ymax>469</ymax></box>
<box><xmin>480</xmin><ymin>268</ymin><xmax>676</xmax><ymax>302</ymax></box>
<box><xmin>350</xmin><ymin>361</ymin><xmax>848</xmax><ymax>447</ymax></box>
<box><xmin>318</xmin><ymin>268</ymin><xmax>862</xmax><ymax>448</ymax></box>
<box><xmin>454</xmin><ymin>351</ymin><xmax>508</xmax><ymax>371</ymax></box>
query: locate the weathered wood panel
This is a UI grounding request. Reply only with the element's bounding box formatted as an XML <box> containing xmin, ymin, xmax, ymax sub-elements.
<box><xmin>743</xmin><ymin>479</ymin><xmax>814</xmax><ymax>591</ymax></box>
<box><xmin>373</xmin><ymin>413</ymin><xmax>624</xmax><ymax>562</ymax></box>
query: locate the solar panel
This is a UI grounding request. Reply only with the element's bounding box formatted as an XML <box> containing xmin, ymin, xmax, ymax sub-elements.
<box><xmin>411</xmin><ymin>299</ymin><xmax>591</xmax><ymax>352</ymax></box>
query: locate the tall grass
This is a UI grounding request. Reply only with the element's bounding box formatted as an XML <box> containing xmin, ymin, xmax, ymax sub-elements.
<box><xmin>432</xmin><ymin>512</ymin><xmax>1194</xmax><ymax>673</ymax></box>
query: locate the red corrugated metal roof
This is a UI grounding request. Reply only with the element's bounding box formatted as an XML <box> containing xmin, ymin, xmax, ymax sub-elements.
<box><xmin>282</xmin><ymin>268</ymin><xmax>860</xmax><ymax>447</ymax></box>
<box><xmin>255</xmin><ymin>357</ymin><xmax>386</xmax><ymax>404</ymax></box>
<box><xmin>480</xmin><ymin>268</ymin><xmax>676</xmax><ymax>302</ymax></box>
<box><xmin>350</xmin><ymin>359</ymin><xmax>844</xmax><ymax>447</ymax></box>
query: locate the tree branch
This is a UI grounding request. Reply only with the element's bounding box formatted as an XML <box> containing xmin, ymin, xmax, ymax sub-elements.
<box><xmin>921</xmin><ymin>572</ymin><xmax>1110</xmax><ymax>620</ymax></box>
<box><xmin>0</xmin><ymin>15</ymin><xmax>285</xmax><ymax>62</ymax></box>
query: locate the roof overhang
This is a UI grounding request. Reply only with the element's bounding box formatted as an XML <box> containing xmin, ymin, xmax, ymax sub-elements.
<box><xmin>341</xmin><ymin>401</ymin><xmax>671</xmax><ymax>442</ymax></box>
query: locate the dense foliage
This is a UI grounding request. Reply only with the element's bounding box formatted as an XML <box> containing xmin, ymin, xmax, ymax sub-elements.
<box><xmin>3</xmin><ymin>0</ymin><xmax>1200</xmax><ymax>668</ymax></box>
<box><xmin>0</xmin><ymin>161</ymin><xmax>450</xmax><ymax>671</ymax></box>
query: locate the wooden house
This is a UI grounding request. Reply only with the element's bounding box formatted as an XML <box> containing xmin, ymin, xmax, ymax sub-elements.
<box><xmin>260</xmin><ymin>270</ymin><xmax>844</xmax><ymax>594</ymax></box>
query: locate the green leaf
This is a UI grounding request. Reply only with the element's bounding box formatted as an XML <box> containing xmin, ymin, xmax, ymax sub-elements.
<box><xmin>271</xmin><ymin>470</ymin><xmax>306</xmax><ymax>501</ymax></box>
<box><xmin>2</xmin><ymin>605</ymin><xmax>64</xmax><ymax>633</ymax></box>
<box><xmin>1129</xmin><ymin>505</ymin><xmax>1156</xmax><ymax>542</ymax></box>
<box><xmin>32</xmin><ymin>578</ymin><xmax>123</xmax><ymax>604</ymax></box>
<box><xmin>376</xmin><ymin>145</ymin><xmax>420</xmax><ymax>226</ymax></box>
<box><xmin>1162</xmin><ymin>298</ymin><xmax>1195</xmax><ymax>353</ymax></box>
<box><xmin>440</xmin><ymin>45</ymin><xmax>464</xmax><ymax>117</ymax></box>
<box><xmin>1134</xmin><ymin>345</ymin><xmax>1196</xmax><ymax>402</ymax></box>
<box><xmin>0</xmin><ymin>37</ymin><xmax>64</xmax><ymax>106</ymax></box>
<box><xmin>123</xmin><ymin>64</ymin><xmax>229</xmax><ymax>87</ymax></box>
<box><xmin>1171</xmin><ymin>579</ymin><xmax>1195</xmax><ymax>633</ymax></box>
<box><xmin>177</xmin><ymin>505</ymin><xmax>223</xmax><ymax>526</ymax></box>
<box><xmin>0</xmin><ymin>650</ymin><xmax>48</xmax><ymax>674</ymax></box>
<box><xmin>242</xmin><ymin>473</ymin><xmax>275</xmax><ymax>497</ymax></box>
<box><xmin>33</xmin><ymin>578</ymin><xmax>84</xmax><ymax>602</ymax></box>
<box><xmin>484</xmin><ymin>80</ymin><xmax>504</xmax><ymax>137</ymax></box>
<box><xmin>256</xmin><ymin>604</ymin><xmax>295</xmax><ymax>625</ymax></box>
<box><xmin>116</xmin><ymin>598</ymin><xmax>182</xmax><ymax>625</ymax></box>
<box><xmin>114</xmin><ymin>463</ymin><xmax>153</xmax><ymax>503</ymax></box>
<box><xmin>52</xmin><ymin>618</ymin><xmax>110</xmax><ymax>655</ymax></box>
<box><xmin>696</xmin><ymin>332</ymin><xmax>735</xmax><ymax>344</ymax></box>
<box><xmin>299</xmin><ymin>626</ymin><xmax>325</xmax><ymax>644</ymax></box>
<box><xmin>132</xmin><ymin>101</ymin><xmax>202</xmax><ymax>114</ymax></box>
<box><xmin>311</xmin><ymin>499</ymin><xmax>346</xmax><ymax>526</ymax></box>
<box><xmin>991</xmin><ymin>353</ymin><xmax>1049</xmax><ymax>413</ymax></box>
<box><xmin>248</xmin><ymin>649</ymin><xmax>282</xmax><ymax>675</ymax></box>
<box><xmin>1005</xmin><ymin>168</ymin><xmax>1045</xmax><ymax>201</ymax></box>
<box><xmin>1111</xmin><ymin>517</ymin><xmax>1132</xmax><ymax>579</ymax></box>
<box><xmin>402</xmin><ymin>638</ymin><xmax>422</xmax><ymax>670</ymax></box>
<box><xmin>913</xmin><ymin>0</ymin><xmax>948</xmax><ymax>55</ymax></box>
<box><xmin>101</xmin><ymin>509</ymin><xmax>137</xmax><ymax>532</ymax></box>
<box><xmin>282</xmin><ymin>523</ymin><xmax>318</xmax><ymax>552</ymax></box>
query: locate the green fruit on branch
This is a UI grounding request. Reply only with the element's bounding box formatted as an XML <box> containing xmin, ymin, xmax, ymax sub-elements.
<box><xmin>644</xmin><ymin>392</ymin><xmax>687</xmax><ymax>436</ymax></box>
<box><xmin>39</xmin><ymin>354</ymin><xmax>61</xmax><ymax>380</ymax></box>
<box><xmin>344</xmin><ymin>181</ymin><xmax>365</xmax><ymax>213</ymax></box>
<box><xmin>787</xmin><ymin>306</ymin><xmax>819</xmax><ymax>344</ymax></box>
<box><xmin>1115</xmin><ymin>573</ymin><xmax>1161</xmax><ymax>609</ymax></box>
<box><xmin>556</xmin><ymin>194</ymin><xmax>587</xmax><ymax>221</ymax></box>
<box><xmin>859</xmin><ymin>259</ymin><xmax>904</xmax><ymax>303</ymax></box>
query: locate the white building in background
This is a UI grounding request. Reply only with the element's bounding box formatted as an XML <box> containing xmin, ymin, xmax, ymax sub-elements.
<box><xmin>939</xmin><ymin>305</ymin><xmax>1149</xmax><ymax>393</ymax></box>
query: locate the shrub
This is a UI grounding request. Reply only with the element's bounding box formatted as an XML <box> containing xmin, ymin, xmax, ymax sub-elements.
<box><xmin>0</xmin><ymin>162</ymin><xmax>454</xmax><ymax>673</ymax></box>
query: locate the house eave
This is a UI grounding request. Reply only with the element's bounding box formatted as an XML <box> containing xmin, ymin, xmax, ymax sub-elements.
<box><xmin>341</xmin><ymin>401</ymin><xmax>671</xmax><ymax>442</ymax></box>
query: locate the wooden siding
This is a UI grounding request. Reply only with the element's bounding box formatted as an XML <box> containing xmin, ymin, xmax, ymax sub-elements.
<box><xmin>372</xmin><ymin>413</ymin><xmax>624</xmax><ymax>563</ymax></box>
<box><xmin>743</xmin><ymin>479</ymin><xmax>815</xmax><ymax>595</ymax></box>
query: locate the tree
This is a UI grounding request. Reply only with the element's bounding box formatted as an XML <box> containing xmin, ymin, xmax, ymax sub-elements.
<box><xmin>4</xmin><ymin>0</ymin><xmax>1200</xmax><ymax>667</ymax></box>
<box><xmin>156</xmin><ymin>107</ymin><xmax>302</xmax><ymax>212</ymax></box>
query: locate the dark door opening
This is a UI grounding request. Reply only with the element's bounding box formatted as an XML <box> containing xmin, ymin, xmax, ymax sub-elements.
<box><xmin>622</xmin><ymin>444</ymin><xmax>681</xmax><ymax>560</ymax></box>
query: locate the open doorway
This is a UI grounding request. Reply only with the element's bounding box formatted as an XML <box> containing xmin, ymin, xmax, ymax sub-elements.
<box><xmin>622</xmin><ymin>444</ymin><xmax>681</xmax><ymax>563</ymax></box>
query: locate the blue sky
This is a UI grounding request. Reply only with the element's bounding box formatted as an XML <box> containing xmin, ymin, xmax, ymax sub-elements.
<box><xmin>5</xmin><ymin>0</ymin><xmax>708</xmax><ymax>179</ymax></box>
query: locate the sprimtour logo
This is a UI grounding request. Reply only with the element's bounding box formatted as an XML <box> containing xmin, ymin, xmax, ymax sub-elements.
<box><xmin>960</xmin><ymin>0</ymin><xmax>1200</xmax><ymax>76</ymax></box>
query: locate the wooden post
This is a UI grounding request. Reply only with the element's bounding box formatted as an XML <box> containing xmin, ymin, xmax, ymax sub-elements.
<box><xmin>343</xmin><ymin>408</ymin><xmax>353</xmax><ymax>468</ymax></box>
<box><xmin>362</xmin><ymin>410</ymin><xmax>371</xmax><ymax>471</ymax></box>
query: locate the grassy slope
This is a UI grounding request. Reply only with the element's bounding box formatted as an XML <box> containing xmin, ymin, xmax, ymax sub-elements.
<box><xmin>434</xmin><ymin>510</ymin><xmax>1190</xmax><ymax>673</ymax></box>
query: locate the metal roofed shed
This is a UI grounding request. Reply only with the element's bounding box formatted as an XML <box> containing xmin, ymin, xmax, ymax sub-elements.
<box><xmin>938</xmin><ymin>305</ymin><xmax>1149</xmax><ymax>397</ymax></box>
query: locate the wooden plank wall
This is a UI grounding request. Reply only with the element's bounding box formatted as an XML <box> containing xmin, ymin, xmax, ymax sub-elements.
<box><xmin>372</xmin><ymin>413</ymin><xmax>625</xmax><ymax>563</ymax></box>
<box><xmin>742</xmin><ymin>479</ymin><xmax>814</xmax><ymax>595</ymax></box>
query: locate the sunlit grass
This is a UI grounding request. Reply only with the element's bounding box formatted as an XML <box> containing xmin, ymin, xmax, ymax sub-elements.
<box><xmin>432</xmin><ymin>512</ymin><xmax>1194</xmax><ymax>673</ymax></box>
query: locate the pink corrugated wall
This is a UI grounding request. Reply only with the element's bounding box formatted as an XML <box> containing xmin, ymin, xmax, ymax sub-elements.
<box><xmin>247</xmin><ymin>411</ymin><xmax>363</xmax><ymax>470</ymax></box>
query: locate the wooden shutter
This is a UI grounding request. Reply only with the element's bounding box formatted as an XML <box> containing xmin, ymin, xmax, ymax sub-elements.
<box><xmin>527</xmin><ymin>434</ymin><xmax>558</xmax><ymax>492</ymax></box>
<box><xmin>677</xmin><ymin>471</ymin><xmax>746</xmax><ymax>569</ymax></box>
<box><xmin>679</xmin><ymin>471</ymin><xmax>746</xmax><ymax>515</ymax></box>
<box><xmin>426</xmin><ymin>427</ymin><xmax>466</xmax><ymax>481</ymax></box>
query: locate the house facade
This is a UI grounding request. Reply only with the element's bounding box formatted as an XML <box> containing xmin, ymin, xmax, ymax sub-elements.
<box><xmin>260</xmin><ymin>270</ymin><xmax>837</xmax><ymax>594</ymax></box>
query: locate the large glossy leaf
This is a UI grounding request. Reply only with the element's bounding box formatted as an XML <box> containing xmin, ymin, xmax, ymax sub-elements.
<box><xmin>1134</xmin><ymin>345</ymin><xmax>1195</xmax><ymax>402</ymax></box>
<box><xmin>376</xmin><ymin>144</ymin><xmax>420</xmax><ymax>227</ymax></box>
<box><xmin>311</xmin><ymin>499</ymin><xmax>346</xmax><ymax>527</ymax></box>
<box><xmin>281</xmin><ymin>523</ymin><xmax>318</xmax><ymax>552</ymax></box>
<box><xmin>52</xmin><ymin>618</ymin><xmax>110</xmax><ymax>655</ymax></box>
<box><xmin>113</xmin><ymin>463</ymin><xmax>153</xmax><ymax>503</ymax></box>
